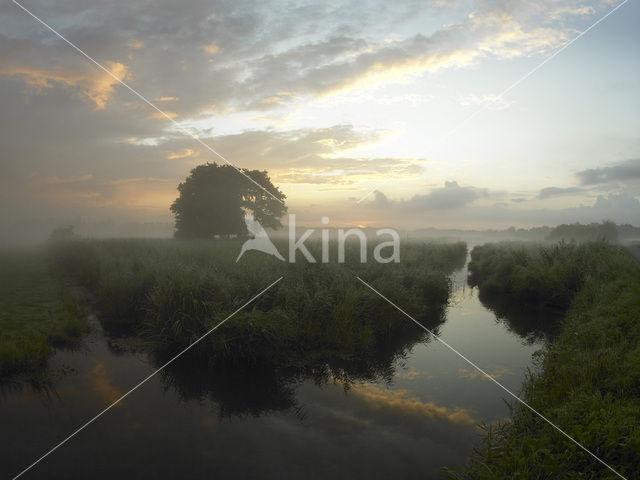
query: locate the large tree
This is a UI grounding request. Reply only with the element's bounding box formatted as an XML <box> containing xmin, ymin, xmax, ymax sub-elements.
<box><xmin>170</xmin><ymin>163</ymin><xmax>287</xmax><ymax>239</ymax></box>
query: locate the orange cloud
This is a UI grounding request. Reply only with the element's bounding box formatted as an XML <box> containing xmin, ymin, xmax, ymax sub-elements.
<box><xmin>347</xmin><ymin>382</ymin><xmax>476</xmax><ymax>425</ymax></box>
<box><xmin>0</xmin><ymin>61</ymin><xmax>127</xmax><ymax>109</ymax></box>
<box><xmin>26</xmin><ymin>174</ymin><xmax>175</xmax><ymax>210</ymax></box>
<box><xmin>151</xmin><ymin>110</ymin><xmax>178</xmax><ymax>120</ymax></box>
<box><xmin>127</xmin><ymin>40</ymin><xmax>144</xmax><ymax>50</ymax></box>
<box><xmin>166</xmin><ymin>148</ymin><xmax>199</xmax><ymax>160</ymax></box>
<box><xmin>202</xmin><ymin>44</ymin><xmax>220</xmax><ymax>55</ymax></box>
<box><xmin>88</xmin><ymin>362</ymin><xmax>124</xmax><ymax>406</ymax></box>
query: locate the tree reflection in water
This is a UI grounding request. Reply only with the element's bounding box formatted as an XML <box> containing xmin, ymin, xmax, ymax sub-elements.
<box><xmin>154</xmin><ymin>307</ymin><xmax>447</xmax><ymax>419</ymax></box>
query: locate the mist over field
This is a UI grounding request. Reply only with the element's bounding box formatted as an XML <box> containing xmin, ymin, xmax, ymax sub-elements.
<box><xmin>1</xmin><ymin>1</ymin><xmax>639</xmax><ymax>479</ymax></box>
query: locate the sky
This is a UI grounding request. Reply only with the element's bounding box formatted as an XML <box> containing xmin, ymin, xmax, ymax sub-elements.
<box><xmin>0</xmin><ymin>0</ymin><xmax>639</xmax><ymax>240</ymax></box>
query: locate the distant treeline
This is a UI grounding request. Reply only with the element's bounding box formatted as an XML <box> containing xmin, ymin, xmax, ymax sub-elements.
<box><xmin>548</xmin><ymin>220</ymin><xmax>630</xmax><ymax>243</ymax></box>
<box><xmin>414</xmin><ymin>221</ymin><xmax>640</xmax><ymax>243</ymax></box>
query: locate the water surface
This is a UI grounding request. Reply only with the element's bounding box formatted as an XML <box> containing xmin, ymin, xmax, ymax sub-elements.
<box><xmin>0</xmin><ymin>259</ymin><xmax>556</xmax><ymax>479</ymax></box>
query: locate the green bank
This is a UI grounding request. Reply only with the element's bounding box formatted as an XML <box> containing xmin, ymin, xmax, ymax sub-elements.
<box><xmin>448</xmin><ymin>241</ymin><xmax>640</xmax><ymax>479</ymax></box>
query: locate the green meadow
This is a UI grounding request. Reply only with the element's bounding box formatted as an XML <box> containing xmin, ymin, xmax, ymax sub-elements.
<box><xmin>0</xmin><ymin>249</ymin><xmax>84</xmax><ymax>376</ymax></box>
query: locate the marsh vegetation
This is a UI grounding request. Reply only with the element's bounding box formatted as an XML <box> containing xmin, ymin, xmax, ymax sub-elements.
<box><xmin>449</xmin><ymin>241</ymin><xmax>640</xmax><ymax>479</ymax></box>
<box><xmin>45</xmin><ymin>239</ymin><xmax>466</xmax><ymax>371</ymax></box>
<box><xmin>3</xmin><ymin>236</ymin><xmax>638</xmax><ymax>478</ymax></box>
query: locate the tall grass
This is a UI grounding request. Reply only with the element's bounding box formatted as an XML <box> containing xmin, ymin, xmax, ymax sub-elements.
<box><xmin>447</xmin><ymin>241</ymin><xmax>640</xmax><ymax>478</ymax></box>
<box><xmin>49</xmin><ymin>238</ymin><xmax>467</xmax><ymax>368</ymax></box>
<box><xmin>468</xmin><ymin>241</ymin><xmax>615</xmax><ymax>309</ymax></box>
<box><xmin>0</xmin><ymin>249</ymin><xmax>84</xmax><ymax>376</ymax></box>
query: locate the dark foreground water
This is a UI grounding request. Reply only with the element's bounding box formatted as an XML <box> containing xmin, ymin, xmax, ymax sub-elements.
<box><xmin>1</xmin><ymin>260</ymin><xmax>558</xmax><ymax>479</ymax></box>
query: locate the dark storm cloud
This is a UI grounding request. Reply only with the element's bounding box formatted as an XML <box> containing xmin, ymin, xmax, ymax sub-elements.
<box><xmin>576</xmin><ymin>159</ymin><xmax>640</xmax><ymax>185</ymax></box>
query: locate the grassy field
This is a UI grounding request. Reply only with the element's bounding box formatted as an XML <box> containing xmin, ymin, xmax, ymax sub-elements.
<box><xmin>449</xmin><ymin>241</ymin><xmax>640</xmax><ymax>478</ymax></box>
<box><xmin>0</xmin><ymin>249</ymin><xmax>84</xmax><ymax>376</ymax></box>
<box><xmin>47</xmin><ymin>238</ymin><xmax>467</xmax><ymax>369</ymax></box>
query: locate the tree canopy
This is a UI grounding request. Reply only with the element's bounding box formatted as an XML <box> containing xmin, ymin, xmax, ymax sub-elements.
<box><xmin>170</xmin><ymin>163</ymin><xmax>287</xmax><ymax>239</ymax></box>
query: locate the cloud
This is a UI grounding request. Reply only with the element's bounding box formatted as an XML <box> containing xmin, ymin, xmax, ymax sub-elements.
<box><xmin>545</xmin><ymin>5</ymin><xmax>596</xmax><ymax>21</ymax></box>
<box><xmin>202</xmin><ymin>44</ymin><xmax>220</xmax><ymax>55</ymax></box>
<box><xmin>0</xmin><ymin>0</ymin><xmax>599</xmax><ymax>116</ymax></box>
<box><xmin>0</xmin><ymin>33</ymin><xmax>128</xmax><ymax>109</ymax></box>
<box><xmin>433</xmin><ymin>192</ymin><xmax>640</xmax><ymax>228</ymax></box>
<box><xmin>181</xmin><ymin>125</ymin><xmax>423</xmax><ymax>185</ymax></box>
<box><xmin>350</xmin><ymin>184</ymin><xmax>640</xmax><ymax>229</ymax></box>
<box><xmin>470</xmin><ymin>8</ymin><xmax>571</xmax><ymax>59</ymax></box>
<box><xmin>369</xmin><ymin>181</ymin><xmax>488</xmax><ymax>211</ymax></box>
<box><xmin>576</xmin><ymin>158</ymin><xmax>640</xmax><ymax>185</ymax></box>
<box><xmin>407</xmin><ymin>181</ymin><xmax>488</xmax><ymax>210</ymax></box>
<box><xmin>275</xmin><ymin>159</ymin><xmax>422</xmax><ymax>185</ymax></box>
<box><xmin>0</xmin><ymin>60</ymin><xmax>127</xmax><ymax>110</ymax></box>
<box><xmin>0</xmin><ymin>117</ymin><xmax>423</xmax><ymax>240</ymax></box>
<box><xmin>88</xmin><ymin>361</ymin><xmax>124</xmax><ymax>406</ymax></box>
<box><xmin>165</xmin><ymin>148</ymin><xmax>199</xmax><ymax>160</ymax></box>
<box><xmin>25</xmin><ymin>173</ymin><xmax>174</xmax><ymax>210</ymax></box>
<box><xmin>241</xmin><ymin>5</ymin><xmax>577</xmax><ymax>108</ymax></box>
<box><xmin>241</xmin><ymin>34</ymin><xmax>481</xmax><ymax>108</ymax></box>
<box><xmin>348</xmin><ymin>383</ymin><xmax>476</xmax><ymax>426</ymax></box>
<box><xmin>370</xmin><ymin>191</ymin><xmax>392</xmax><ymax>208</ymax></box>
<box><xmin>127</xmin><ymin>40</ymin><xmax>144</xmax><ymax>50</ymax></box>
<box><xmin>198</xmin><ymin>124</ymin><xmax>387</xmax><ymax>167</ymax></box>
<box><xmin>537</xmin><ymin>186</ymin><xmax>584</xmax><ymax>199</ymax></box>
<box><xmin>0</xmin><ymin>0</ymin><xmax>631</xmax><ymax>239</ymax></box>
<box><xmin>589</xmin><ymin>193</ymin><xmax>640</xmax><ymax>217</ymax></box>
